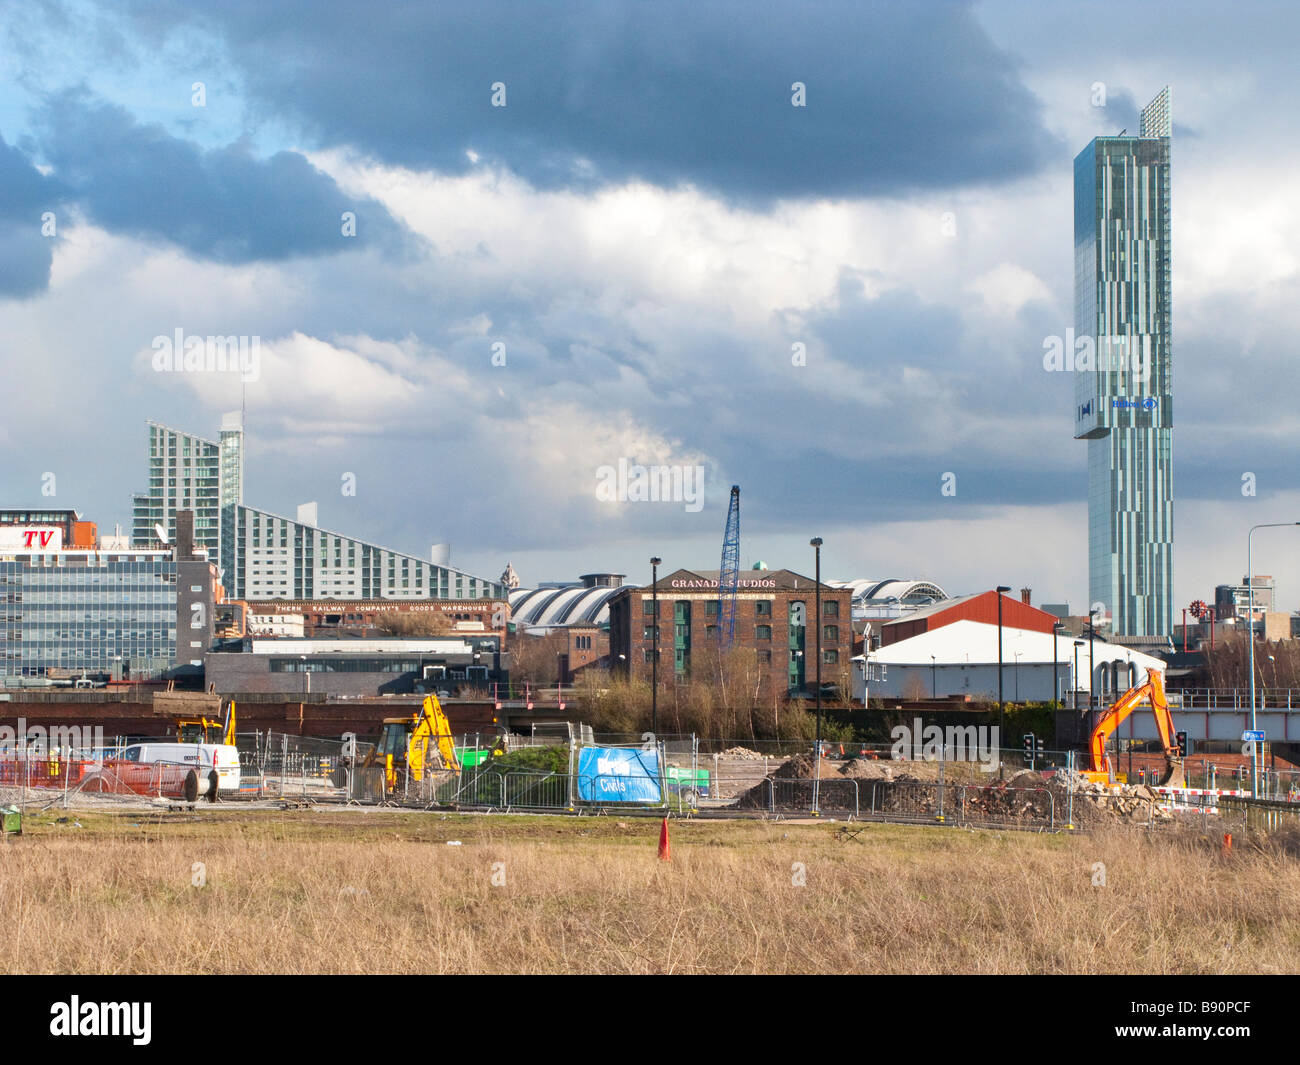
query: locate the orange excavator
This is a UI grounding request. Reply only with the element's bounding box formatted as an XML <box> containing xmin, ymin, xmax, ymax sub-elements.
<box><xmin>1083</xmin><ymin>668</ymin><xmax>1184</xmax><ymax>788</ymax></box>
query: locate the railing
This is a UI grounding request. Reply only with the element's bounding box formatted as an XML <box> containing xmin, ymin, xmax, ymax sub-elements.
<box><xmin>1170</xmin><ymin>687</ymin><xmax>1300</xmax><ymax>709</ymax></box>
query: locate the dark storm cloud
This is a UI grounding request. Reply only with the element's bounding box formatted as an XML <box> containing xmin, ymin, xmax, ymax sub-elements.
<box><xmin>33</xmin><ymin>90</ymin><xmax>407</xmax><ymax>264</ymax></box>
<box><xmin>122</xmin><ymin>0</ymin><xmax>1060</xmax><ymax>200</ymax></box>
<box><xmin>0</xmin><ymin>134</ymin><xmax>59</xmax><ymax>298</ymax></box>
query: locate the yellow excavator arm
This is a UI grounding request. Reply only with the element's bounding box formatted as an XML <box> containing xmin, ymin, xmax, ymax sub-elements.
<box><xmin>407</xmin><ymin>694</ymin><xmax>461</xmax><ymax>781</ymax></box>
<box><xmin>1087</xmin><ymin>669</ymin><xmax>1184</xmax><ymax>787</ymax></box>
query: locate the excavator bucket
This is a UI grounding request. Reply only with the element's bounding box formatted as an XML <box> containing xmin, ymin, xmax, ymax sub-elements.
<box><xmin>1155</xmin><ymin>758</ymin><xmax>1185</xmax><ymax>790</ymax></box>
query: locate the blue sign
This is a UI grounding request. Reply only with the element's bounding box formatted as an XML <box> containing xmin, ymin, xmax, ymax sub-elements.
<box><xmin>1111</xmin><ymin>397</ymin><xmax>1158</xmax><ymax>410</ymax></box>
<box><xmin>576</xmin><ymin>746</ymin><xmax>662</xmax><ymax>803</ymax></box>
<box><xmin>1243</xmin><ymin>730</ymin><xmax>1265</xmax><ymax>743</ymax></box>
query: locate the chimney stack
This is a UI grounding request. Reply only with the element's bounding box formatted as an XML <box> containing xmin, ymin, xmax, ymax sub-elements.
<box><xmin>1020</xmin><ymin>587</ymin><xmax>1032</xmax><ymax>605</ymax></box>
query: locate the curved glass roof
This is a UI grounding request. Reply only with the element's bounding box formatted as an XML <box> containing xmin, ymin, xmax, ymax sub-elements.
<box><xmin>509</xmin><ymin>584</ymin><xmax>631</xmax><ymax>627</ymax></box>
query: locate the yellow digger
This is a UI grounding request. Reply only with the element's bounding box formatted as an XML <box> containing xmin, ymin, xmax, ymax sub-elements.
<box><xmin>1084</xmin><ymin>668</ymin><xmax>1185</xmax><ymax>788</ymax></box>
<box><xmin>172</xmin><ymin>700</ymin><xmax>237</xmax><ymax>746</ymax></box>
<box><xmin>366</xmin><ymin>694</ymin><xmax>462</xmax><ymax>793</ymax></box>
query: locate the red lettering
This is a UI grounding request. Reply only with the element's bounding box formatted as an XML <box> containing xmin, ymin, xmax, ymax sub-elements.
<box><xmin>22</xmin><ymin>531</ymin><xmax>36</xmax><ymax>547</ymax></box>
<box><xmin>39</xmin><ymin>531</ymin><xmax>53</xmax><ymax>547</ymax></box>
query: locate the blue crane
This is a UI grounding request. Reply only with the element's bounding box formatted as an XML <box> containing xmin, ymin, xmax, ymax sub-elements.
<box><xmin>718</xmin><ymin>485</ymin><xmax>740</xmax><ymax>644</ymax></box>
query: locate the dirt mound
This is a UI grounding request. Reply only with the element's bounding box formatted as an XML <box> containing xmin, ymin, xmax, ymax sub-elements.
<box><xmin>734</xmin><ymin>755</ymin><xmax>846</xmax><ymax>808</ymax></box>
<box><xmin>840</xmin><ymin>758</ymin><xmax>896</xmax><ymax>781</ymax></box>
<box><xmin>720</xmin><ymin>747</ymin><xmax>764</xmax><ymax>761</ymax></box>
<box><xmin>771</xmin><ymin>754</ymin><xmax>841</xmax><ymax>780</ymax></box>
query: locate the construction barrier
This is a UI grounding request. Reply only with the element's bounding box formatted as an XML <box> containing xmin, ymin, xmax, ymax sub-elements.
<box><xmin>1</xmin><ymin>755</ymin><xmax>213</xmax><ymax>804</ymax></box>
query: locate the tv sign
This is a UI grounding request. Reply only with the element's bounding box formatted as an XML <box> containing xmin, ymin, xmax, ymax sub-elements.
<box><xmin>0</xmin><ymin>527</ymin><xmax>64</xmax><ymax>551</ymax></box>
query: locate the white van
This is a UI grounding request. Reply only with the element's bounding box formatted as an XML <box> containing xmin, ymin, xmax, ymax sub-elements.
<box><xmin>119</xmin><ymin>742</ymin><xmax>241</xmax><ymax>794</ymax></box>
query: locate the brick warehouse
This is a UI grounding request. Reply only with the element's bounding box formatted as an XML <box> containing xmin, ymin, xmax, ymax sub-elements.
<box><xmin>245</xmin><ymin>598</ymin><xmax>507</xmax><ymax>641</ymax></box>
<box><xmin>608</xmin><ymin>568</ymin><xmax>852</xmax><ymax>695</ymax></box>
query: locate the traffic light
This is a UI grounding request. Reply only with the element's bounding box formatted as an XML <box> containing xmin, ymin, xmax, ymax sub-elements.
<box><xmin>1035</xmin><ymin>736</ymin><xmax>1046</xmax><ymax>760</ymax></box>
<box><xmin>1023</xmin><ymin>733</ymin><xmax>1034</xmax><ymax>759</ymax></box>
<box><xmin>1175</xmin><ymin>731</ymin><xmax>1188</xmax><ymax>758</ymax></box>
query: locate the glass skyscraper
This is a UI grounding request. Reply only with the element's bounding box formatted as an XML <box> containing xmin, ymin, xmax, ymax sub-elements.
<box><xmin>132</xmin><ymin>412</ymin><xmax>244</xmax><ymax>579</ymax></box>
<box><xmin>1073</xmin><ymin>88</ymin><xmax>1173</xmax><ymax>637</ymax></box>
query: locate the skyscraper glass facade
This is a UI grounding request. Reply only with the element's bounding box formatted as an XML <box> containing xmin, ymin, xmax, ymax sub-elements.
<box><xmin>132</xmin><ymin>415</ymin><xmax>243</xmax><ymax>579</ymax></box>
<box><xmin>1073</xmin><ymin>88</ymin><xmax>1173</xmax><ymax>637</ymax></box>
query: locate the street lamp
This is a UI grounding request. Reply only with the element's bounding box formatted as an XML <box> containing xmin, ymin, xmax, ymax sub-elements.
<box><xmin>300</xmin><ymin>654</ymin><xmax>309</xmax><ymax>695</ymax></box>
<box><xmin>1052</xmin><ymin>622</ymin><xmax>1065</xmax><ymax>707</ymax></box>
<box><xmin>811</xmin><ymin>538</ymin><xmax>823</xmax><ymax>744</ymax></box>
<box><xmin>1086</xmin><ymin>607</ymin><xmax>1101</xmax><ymax>711</ymax></box>
<box><xmin>810</xmin><ymin>537</ymin><xmax>824</xmax><ymax>815</ymax></box>
<box><xmin>995</xmin><ymin>586</ymin><xmax>1011</xmax><ymax>766</ymax></box>
<box><xmin>930</xmin><ymin>654</ymin><xmax>937</xmax><ymax>699</ymax></box>
<box><xmin>1013</xmin><ymin>650</ymin><xmax>1022</xmax><ymax>702</ymax></box>
<box><xmin>1072</xmin><ymin>641</ymin><xmax>1085</xmax><ymax>713</ymax></box>
<box><xmin>1248</xmin><ymin>523</ymin><xmax>1299</xmax><ymax>797</ymax></box>
<box><xmin>650</xmin><ymin>556</ymin><xmax>662</xmax><ymax>738</ymax></box>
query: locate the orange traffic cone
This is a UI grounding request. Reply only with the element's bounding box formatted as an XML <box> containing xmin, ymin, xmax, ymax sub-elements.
<box><xmin>1223</xmin><ymin>833</ymin><xmax>1232</xmax><ymax>854</ymax></box>
<box><xmin>658</xmin><ymin>817</ymin><xmax>671</xmax><ymax>861</ymax></box>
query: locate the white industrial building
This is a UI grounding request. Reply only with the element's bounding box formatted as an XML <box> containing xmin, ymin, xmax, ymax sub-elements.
<box><xmin>852</xmin><ymin>620</ymin><xmax>1166</xmax><ymax>704</ymax></box>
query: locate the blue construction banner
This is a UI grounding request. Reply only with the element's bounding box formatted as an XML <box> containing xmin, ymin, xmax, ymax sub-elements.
<box><xmin>576</xmin><ymin>746</ymin><xmax>662</xmax><ymax>803</ymax></box>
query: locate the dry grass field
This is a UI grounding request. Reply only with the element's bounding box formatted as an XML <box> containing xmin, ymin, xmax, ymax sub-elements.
<box><xmin>0</xmin><ymin>809</ymin><xmax>1297</xmax><ymax>974</ymax></box>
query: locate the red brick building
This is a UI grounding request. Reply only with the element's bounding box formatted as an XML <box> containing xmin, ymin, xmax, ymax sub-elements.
<box><xmin>608</xmin><ymin>568</ymin><xmax>852</xmax><ymax>695</ymax></box>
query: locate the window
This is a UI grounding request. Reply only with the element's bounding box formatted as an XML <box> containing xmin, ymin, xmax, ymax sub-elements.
<box><xmin>705</xmin><ymin>624</ymin><xmax>718</xmax><ymax>639</ymax></box>
<box><xmin>755</xmin><ymin>600</ymin><xmax>772</xmax><ymax>617</ymax></box>
<box><xmin>823</xmin><ymin>649</ymin><xmax>839</xmax><ymax>665</ymax></box>
<box><xmin>757</xmin><ymin>649</ymin><xmax>771</xmax><ymax>664</ymax></box>
<box><xmin>643</xmin><ymin>625</ymin><xmax>658</xmax><ymax>641</ymax></box>
<box><xmin>643</xmin><ymin>648</ymin><xmax>655</xmax><ymax>663</ymax></box>
<box><xmin>755</xmin><ymin>624</ymin><xmax>772</xmax><ymax>640</ymax></box>
<box><xmin>823</xmin><ymin>600</ymin><xmax>839</xmax><ymax>618</ymax></box>
<box><xmin>704</xmin><ymin>601</ymin><xmax>719</xmax><ymax>617</ymax></box>
<box><xmin>643</xmin><ymin>600</ymin><xmax>658</xmax><ymax>616</ymax></box>
<box><xmin>823</xmin><ymin>625</ymin><xmax>839</xmax><ymax>642</ymax></box>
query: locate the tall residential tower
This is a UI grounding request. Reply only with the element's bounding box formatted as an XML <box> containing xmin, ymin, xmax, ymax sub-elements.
<box><xmin>1073</xmin><ymin>88</ymin><xmax>1173</xmax><ymax>638</ymax></box>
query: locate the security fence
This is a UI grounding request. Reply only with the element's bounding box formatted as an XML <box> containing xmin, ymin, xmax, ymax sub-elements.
<box><xmin>745</xmin><ymin>776</ymin><xmax>1059</xmax><ymax>829</ymax></box>
<box><xmin>238</xmin><ymin>731</ymin><xmax>371</xmax><ymax>800</ymax></box>
<box><xmin>1</xmin><ymin>753</ymin><xmax>218</xmax><ymax>808</ymax></box>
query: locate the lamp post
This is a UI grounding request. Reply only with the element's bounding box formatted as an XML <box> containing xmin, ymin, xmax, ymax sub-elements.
<box><xmin>1247</xmin><ymin>523</ymin><xmax>1299</xmax><ymax>798</ymax></box>
<box><xmin>1052</xmin><ymin>622</ymin><xmax>1065</xmax><ymax>707</ymax></box>
<box><xmin>1073</xmin><ymin>641</ymin><xmax>1085</xmax><ymax>713</ymax></box>
<box><xmin>811</xmin><ymin>538</ymin><xmax>823</xmax><ymax>738</ymax></box>
<box><xmin>1013</xmin><ymin>650</ymin><xmax>1022</xmax><ymax>702</ymax></box>
<box><xmin>300</xmin><ymin>654</ymin><xmax>309</xmax><ymax>695</ymax></box>
<box><xmin>650</xmin><ymin>556</ymin><xmax>662</xmax><ymax>738</ymax></box>
<box><xmin>810</xmin><ymin>537</ymin><xmax>823</xmax><ymax>815</ymax></box>
<box><xmin>1086</xmin><ymin>608</ymin><xmax>1101</xmax><ymax>712</ymax></box>
<box><xmin>931</xmin><ymin>654</ymin><xmax>937</xmax><ymax>699</ymax></box>
<box><xmin>995</xmin><ymin>586</ymin><xmax>1011</xmax><ymax>770</ymax></box>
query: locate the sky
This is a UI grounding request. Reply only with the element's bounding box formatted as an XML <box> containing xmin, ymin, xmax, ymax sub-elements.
<box><xmin>1</xmin><ymin>0</ymin><xmax>1298</xmax><ymax>612</ymax></box>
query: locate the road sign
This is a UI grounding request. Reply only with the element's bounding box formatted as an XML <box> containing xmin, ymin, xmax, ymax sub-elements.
<box><xmin>1242</xmin><ymin>729</ymin><xmax>1265</xmax><ymax>743</ymax></box>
